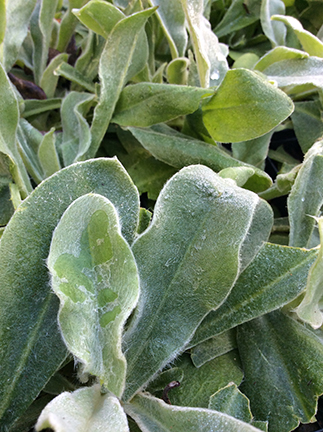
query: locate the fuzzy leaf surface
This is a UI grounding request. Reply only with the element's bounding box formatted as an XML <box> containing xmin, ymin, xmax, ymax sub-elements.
<box><xmin>48</xmin><ymin>194</ymin><xmax>139</xmax><ymax>397</ymax></box>
<box><xmin>0</xmin><ymin>158</ymin><xmax>139</xmax><ymax>429</ymax></box>
<box><xmin>190</xmin><ymin>243</ymin><xmax>317</xmax><ymax>346</ymax></box>
<box><xmin>123</xmin><ymin>165</ymin><xmax>272</xmax><ymax>400</ymax></box>
<box><xmin>238</xmin><ymin>311</ymin><xmax>323</xmax><ymax>432</ymax></box>
<box><xmin>36</xmin><ymin>385</ymin><xmax>129</xmax><ymax>432</ymax></box>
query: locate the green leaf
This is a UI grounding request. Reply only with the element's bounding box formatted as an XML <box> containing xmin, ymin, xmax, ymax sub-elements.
<box><xmin>213</xmin><ymin>0</ymin><xmax>260</xmax><ymax>38</ymax></box>
<box><xmin>40</xmin><ymin>53</ymin><xmax>68</xmax><ymax>99</ymax></box>
<box><xmin>166</xmin><ymin>57</ymin><xmax>190</xmax><ymax>85</ymax></box>
<box><xmin>263</xmin><ymin>57</ymin><xmax>323</xmax><ymax>89</ymax></box>
<box><xmin>202</xmin><ymin>68</ymin><xmax>294</xmax><ymax>143</ymax></box>
<box><xmin>22</xmin><ymin>98</ymin><xmax>62</xmax><ymax>118</ymax></box>
<box><xmin>0</xmin><ymin>158</ymin><xmax>139</xmax><ymax>429</ymax></box>
<box><xmin>87</xmin><ymin>7</ymin><xmax>156</xmax><ymax>159</ymax></box>
<box><xmin>238</xmin><ymin>311</ymin><xmax>323</xmax><ymax>432</ymax></box>
<box><xmin>128</xmin><ymin>124</ymin><xmax>273</xmax><ymax>193</ymax></box>
<box><xmin>0</xmin><ymin>0</ymin><xmax>37</xmax><ymax>71</ymax></box>
<box><xmin>0</xmin><ymin>0</ymin><xmax>5</xmax><ymax>46</ymax></box>
<box><xmin>48</xmin><ymin>193</ymin><xmax>139</xmax><ymax>397</ymax></box>
<box><xmin>57</xmin><ymin>0</ymin><xmax>89</xmax><ymax>52</ymax></box>
<box><xmin>164</xmin><ymin>351</ymin><xmax>243</xmax><ymax>408</ymax></box>
<box><xmin>181</xmin><ymin>0</ymin><xmax>228</xmax><ymax>87</ymax></box>
<box><xmin>30</xmin><ymin>0</ymin><xmax>60</xmax><ymax>85</ymax></box>
<box><xmin>190</xmin><ymin>243</ymin><xmax>318</xmax><ymax>347</ymax></box>
<box><xmin>254</xmin><ymin>46</ymin><xmax>309</xmax><ymax>72</ymax></box>
<box><xmin>295</xmin><ymin>217</ymin><xmax>323</xmax><ymax>328</ymax></box>
<box><xmin>272</xmin><ymin>15</ymin><xmax>323</xmax><ymax>57</ymax></box>
<box><xmin>125</xmin><ymin>392</ymin><xmax>264</xmax><ymax>432</ymax></box>
<box><xmin>35</xmin><ymin>385</ymin><xmax>129</xmax><ymax>432</ymax></box>
<box><xmin>191</xmin><ymin>329</ymin><xmax>237</xmax><ymax>367</ymax></box>
<box><xmin>218</xmin><ymin>167</ymin><xmax>256</xmax><ymax>188</ymax></box>
<box><xmin>60</xmin><ymin>91</ymin><xmax>95</xmax><ymax>166</ymax></box>
<box><xmin>288</xmin><ymin>139</ymin><xmax>323</xmax><ymax>248</ymax></box>
<box><xmin>232</xmin><ymin>132</ymin><xmax>273</xmax><ymax>169</ymax></box>
<box><xmin>54</xmin><ymin>62</ymin><xmax>96</xmax><ymax>93</ymax></box>
<box><xmin>0</xmin><ymin>62</ymin><xmax>32</xmax><ymax>198</ymax></box>
<box><xmin>73</xmin><ymin>0</ymin><xmax>124</xmax><ymax>38</ymax></box>
<box><xmin>291</xmin><ymin>101</ymin><xmax>323</xmax><ymax>153</ymax></box>
<box><xmin>148</xmin><ymin>0</ymin><xmax>187</xmax><ymax>58</ymax></box>
<box><xmin>38</xmin><ymin>128</ymin><xmax>61</xmax><ymax>178</ymax></box>
<box><xmin>112</xmin><ymin>83</ymin><xmax>211</xmax><ymax>127</ymax></box>
<box><xmin>123</xmin><ymin>165</ymin><xmax>273</xmax><ymax>401</ymax></box>
<box><xmin>260</xmin><ymin>0</ymin><xmax>286</xmax><ymax>47</ymax></box>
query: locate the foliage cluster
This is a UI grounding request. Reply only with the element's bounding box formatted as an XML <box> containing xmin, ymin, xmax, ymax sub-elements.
<box><xmin>1</xmin><ymin>0</ymin><xmax>323</xmax><ymax>431</ymax></box>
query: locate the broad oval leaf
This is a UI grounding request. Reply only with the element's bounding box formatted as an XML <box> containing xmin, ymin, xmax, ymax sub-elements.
<box><xmin>202</xmin><ymin>68</ymin><xmax>294</xmax><ymax>143</ymax></box>
<box><xmin>125</xmin><ymin>392</ymin><xmax>263</xmax><ymax>432</ymax></box>
<box><xmin>112</xmin><ymin>83</ymin><xmax>211</xmax><ymax>127</ymax></box>
<box><xmin>36</xmin><ymin>385</ymin><xmax>129</xmax><ymax>432</ymax></box>
<box><xmin>0</xmin><ymin>158</ymin><xmax>139</xmax><ymax>429</ymax></box>
<box><xmin>48</xmin><ymin>193</ymin><xmax>140</xmax><ymax>397</ymax></box>
<box><xmin>260</xmin><ymin>0</ymin><xmax>286</xmax><ymax>47</ymax></box>
<box><xmin>238</xmin><ymin>311</ymin><xmax>323</xmax><ymax>432</ymax></box>
<box><xmin>123</xmin><ymin>165</ymin><xmax>273</xmax><ymax>401</ymax></box>
<box><xmin>189</xmin><ymin>242</ymin><xmax>318</xmax><ymax>347</ymax></box>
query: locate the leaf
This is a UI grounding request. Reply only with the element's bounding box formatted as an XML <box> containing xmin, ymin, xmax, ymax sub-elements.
<box><xmin>54</xmin><ymin>62</ymin><xmax>96</xmax><ymax>93</ymax></box>
<box><xmin>213</xmin><ymin>0</ymin><xmax>260</xmax><ymax>38</ymax></box>
<box><xmin>295</xmin><ymin>217</ymin><xmax>323</xmax><ymax>329</ymax></box>
<box><xmin>38</xmin><ymin>128</ymin><xmax>61</xmax><ymax>178</ymax></box>
<box><xmin>30</xmin><ymin>0</ymin><xmax>60</xmax><ymax>85</ymax></box>
<box><xmin>291</xmin><ymin>101</ymin><xmax>323</xmax><ymax>153</ymax></box>
<box><xmin>125</xmin><ymin>392</ymin><xmax>264</xmax><ymax>432</ymax></box>
<box><xmin>260</xmin><ymin>0</ymin><xmax>286</xmax><ymax>47</ymax></box>
<box><xmin>189</xmin><ymin>243</ymin><xmax>318</xmax><ymax>347</ymax></box>
<box><xmin>181</xmin><ymin>0</ymin><xmax>228</xmax><ymax>87</ymax></box>
<box><xmin>22</xmin><ymin>98</ymin><xmax>62</xmax><ymax>118</ymax></box>
<box><xmin>123</xmin><ymin>165</ymin><xmax>273</xmax><ymax>401</ymax></box>
<box><xmin>87</xmin><ymin>7</ymin><xmax>156</xmax><ymax>159</ymax></box>
<box><xmin>73</xmin><ymin>0</ymin><xmax>124</xmax><ymax>38</ymax></box>
<box><xmin>191</xmin><ymin>329</ymin><xmax>237</xmax><ymax>367</ymax></box>
<box><xmin>57</xmin><ymin>0</ymin><xmax>88</xmax><ymax>52</ymax></box>
<box><xmin>254</xmin><ymin>46</ymin><xmax>309</xmax><ymax>72</ymax></box>
<box><xmin>0</xmin><ymin>0</ymin><xmax>37</xmax><ymax>71</ymax></box>
<box><xmin>166</xmin><ymin>57</ymin><xmax>190</xmax><ymax>85</ymax></box>
<box><xmin>202</xmin><ymin>68</ymin><xmax>294</xmax><ymax>143</ymax></box>
<box><xmin>112</xmin><ymin>83</ymin><xmax>211</xmax><ymax>127</ymax></box>
<box><xmin>0</xmin><ymin>62</ymin><xmax>32</xmax><ymax>198</ymax></box>
<box><xmin>162</xmin><ymin>351</ymin><xmax>243</xmax><ymax>408</ymax></box>
<box><xmin>48</xmin><ymin>193</ymin><xmax>140</xmax><ymax>397</ymax></box>
<box><xmin>263</xmin><ymin>56</ymin><xmax>323</xmax><ymax>89</ymax></box>
<box><xmin>128</xmin><ymin>124</ymin><xmax>273</xmax><ymax>193</ymax></box>
<box><xmin>40</xmin><ymin>53</ymin><xmax>68</xmax><ymax>98</ymax></box>
<box><xmin>0</xmin><ymin>158</ymin><xmax>139</xmax><ymax>429</ymax></box>
<box><xmin>148</xmin><ymin>0</ymin><xmax>187</xmax><ymax>58</ymax></box>
<box><xmin>238</xmin><ymin>311</ymin><xmax>323</xmax><ymax>432</ymax></box>
<box><xmin>272</xmin><ymin>15</ymin><xmax>323</xmax><ymax>57</ymax></box>
<box><xmin>288</xmin><ymin>139</ymin><xmax>323</xmax><ymax>248</ymax></box>
<box><xmin>0</xmin><ymin>0</ymin><xmax>5</xmax><ymax>45</ymax></box>
<box><xmin>232</xmin><ymin>132</ymin><xmax>273</xmax><ymax>169</ymax></box>
<box><xmin>60</xmin><ymin>91</ymin><xmax>95</xmax><ymax>166</ymax></box>
<box><xmin>35</xmin><ymin>385</ymin><xmax>129</xmax><ymax>432</ymax></box>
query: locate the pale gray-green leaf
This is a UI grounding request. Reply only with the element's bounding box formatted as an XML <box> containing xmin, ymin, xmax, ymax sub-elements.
<box><xmin>288</xmin><ymin>139</ymin><xmax>323</xmax><ymax>248</ymax></box>
<box><xmin>88</xmin><ymin>7</ymin><xmax>156</xmax><ymax>159</ymax></box>
<box><xmin>61</xmin><ymin>91</ymin><xmax>95</xmax><ymax>166</ymax></box>
<box><xmin>48</xmin><ymin>193</ymin><xmax>139</xmax><ymax>397</ymax></box>
<box><xmin>260</xmin><ymin>0</ymin><xmax>286</xmax><ymax>47</ymax></box>
<box><xmin>191</xmin><ymin>329</ymin><xmax>237</xmax><ymax>368</ymax></box>
<box><xmin>38</xmin><ymin>128</ymin><xmax>61</xmax><ymax>178</ymax></box>
<box><xmin>148</xmin><ymin>0</ymin><xmax>187</xmax><ymax>58</ymax></box>
<box><xmin>190</xmin><ymin>243</ymin><xmax>317</xmax><ymax>347</ymax></box>
<box><xmin>40</xmin><ymin>53</ymin><xmax>68</xmax><ymax>99</ymax></box>
<box><xmin>36</xmin><ymin>385</ymin><xmax>129</xmax><ymax>432</ymax></box>
<box><xmin>232</xmin><ymin>132</ymin><xmax>273</xmax><ymax>169</ymax></box>
<box><xmin>112</xmin><ymin>83</ymin><xmax>211</xmax><ymax>127</ymax></box>
<box><xmin>0</xmin><ymin>158</ymin><xmax>139</xmax><ymax>429</ymax></box>
<box><xmin>125</xmin><ymin>392</ymin><xmax>264</xmax><ymax>432</ymax></box>
<box><xmin>123</xmin><ymin>165</ymin><xmax>272</xmax><ymax>401</ymax></box>
<box><xmin>128</xmin><ymin>124</ymin><xmax>273</xmax><ymax>193</ymax></box>
<box><xmin>291</xmin><ymin>101</ymin><xmax>323</xmax><ymax>153</ymax></box>
<box><xmin>54</xmin><ymin>62</ymin><xmax>96</xmax><ymax>93</ymax></box>
<box><xmin>254</xmin><ymin>47</ymin><xmax>309</xmax><ymax>72</ymax></box>
<box><xmin>0</xmin><ymin>0</ymin><xmax>37</xmax><ymax>71</ymax></box>
<box><xmin>238</xmin><ymin>311</ymin><xmax>323</xmax><ymax>432</ymax></box>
